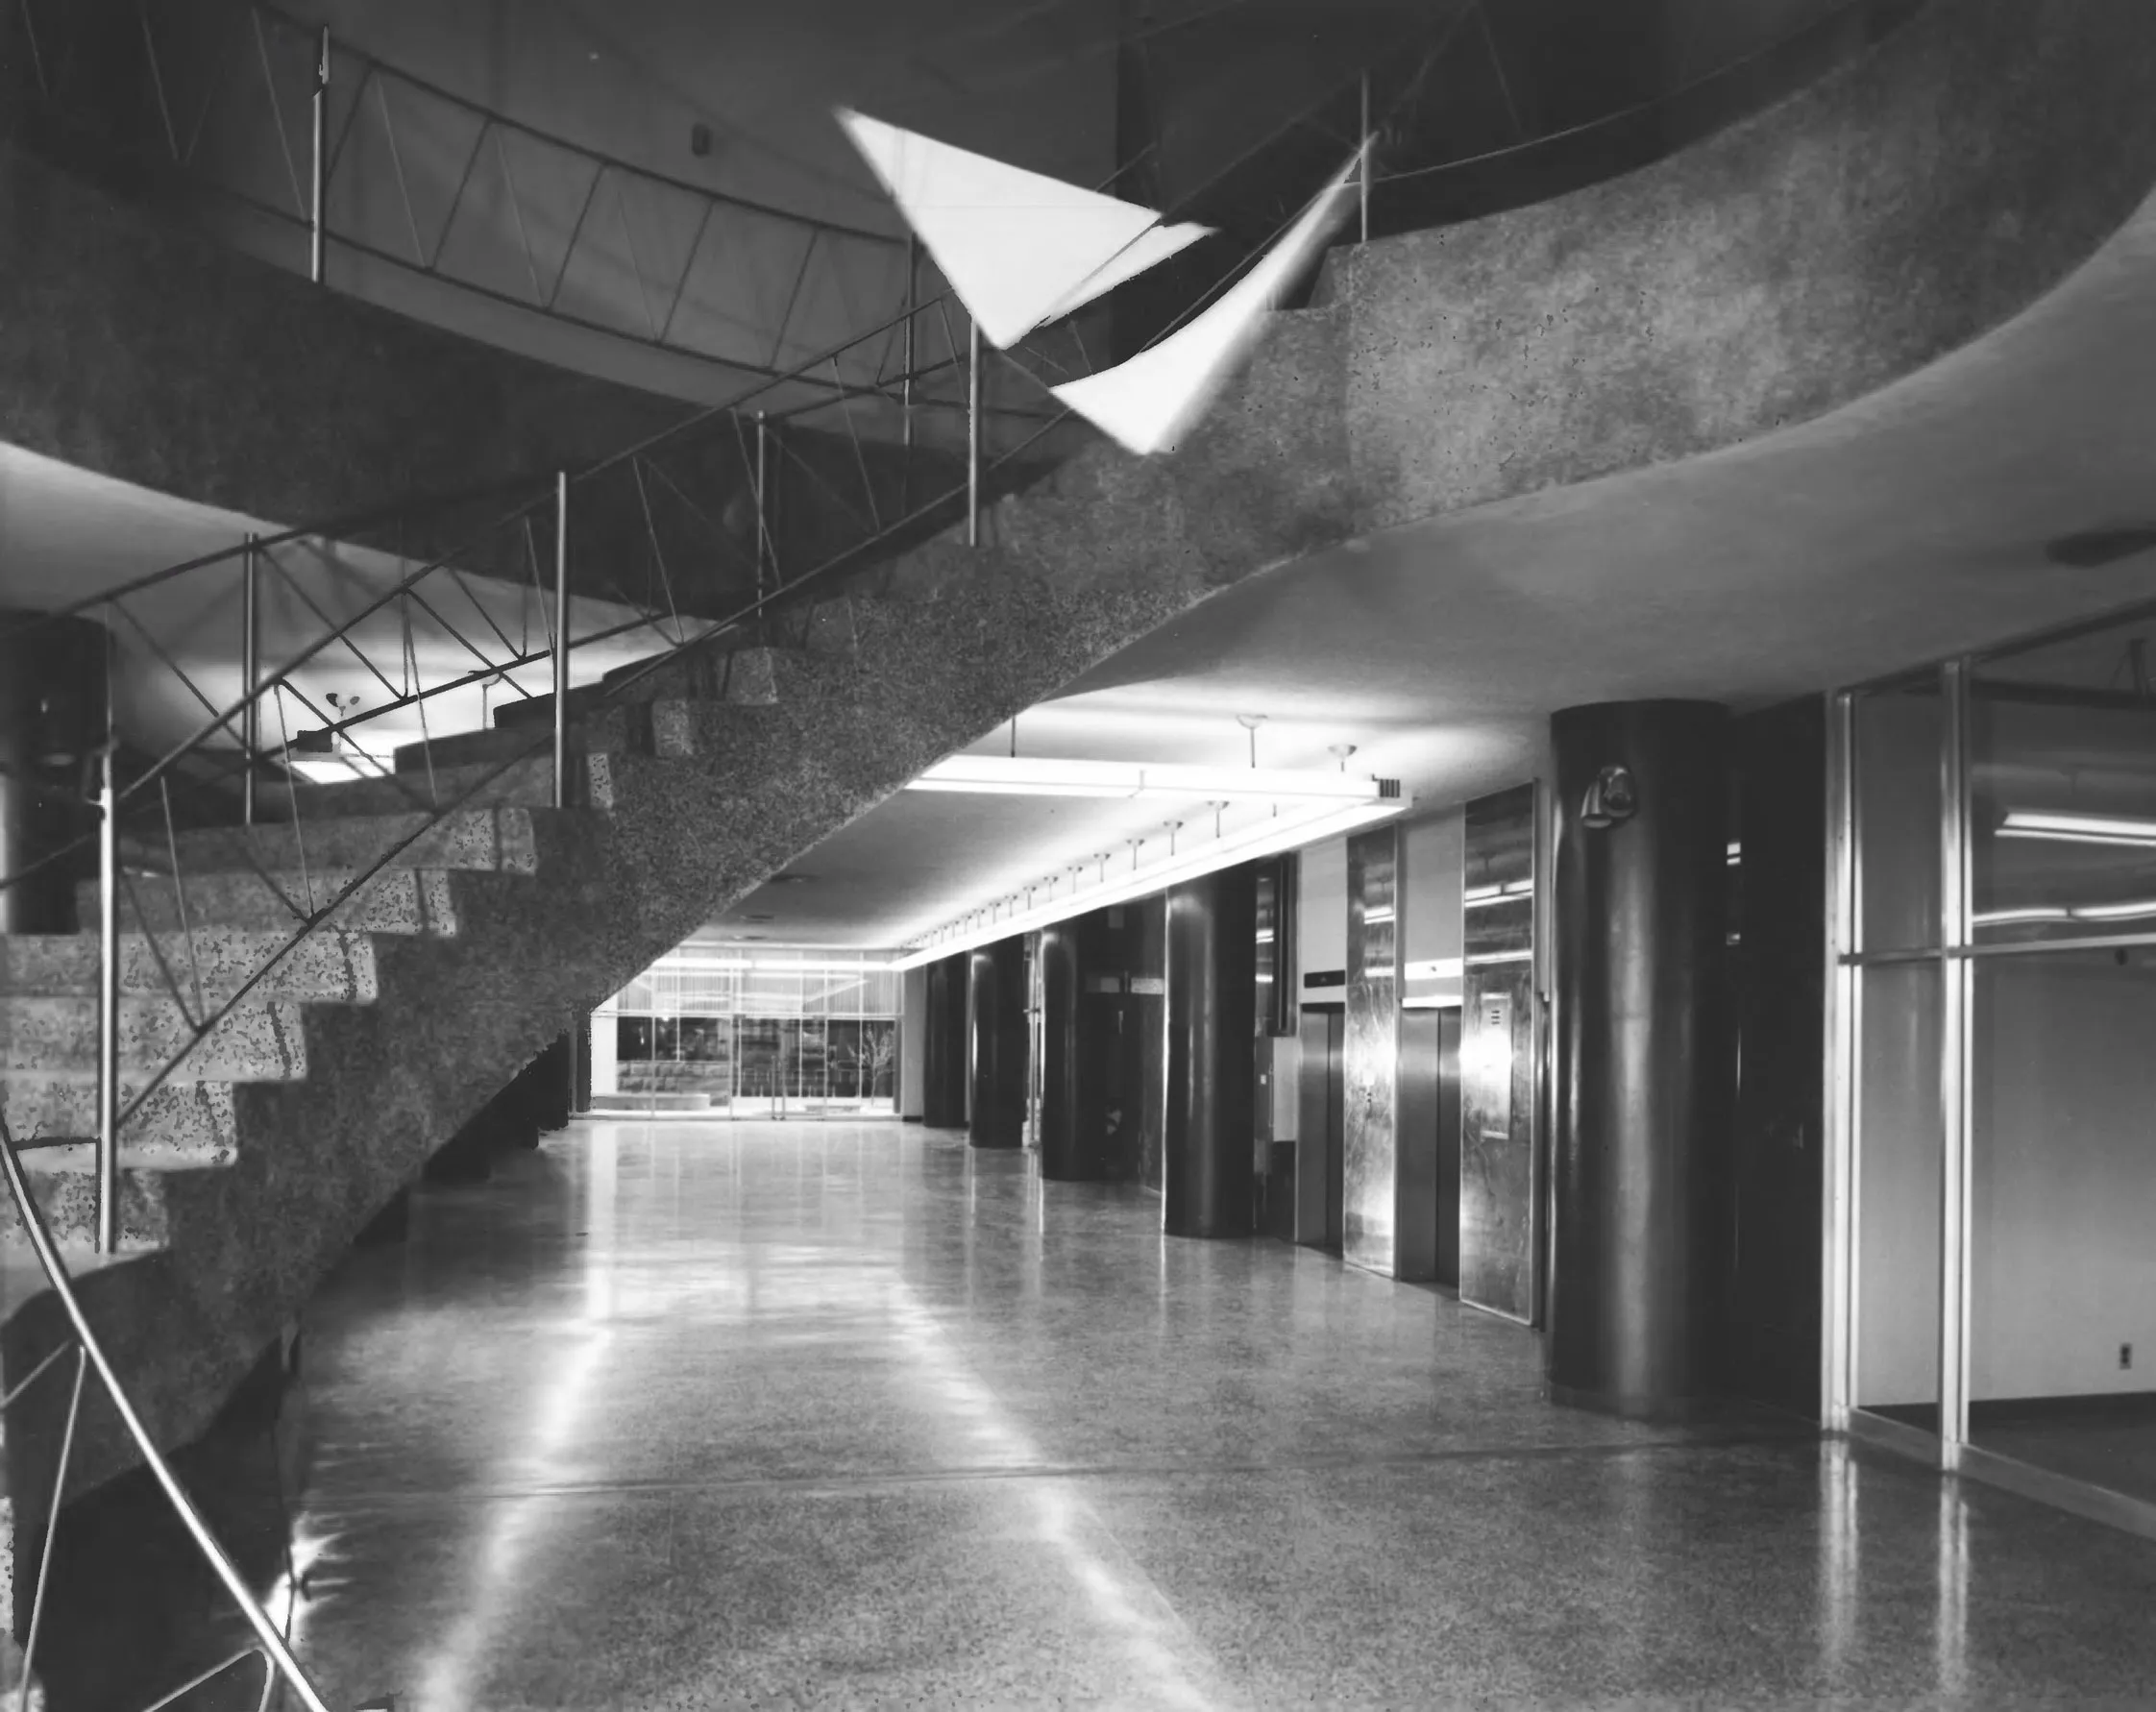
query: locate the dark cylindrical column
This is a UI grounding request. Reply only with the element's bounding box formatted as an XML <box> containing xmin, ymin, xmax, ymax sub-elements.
<box><xmin>968</xmin><ymin>937</ymin><xmax>1028</xmax><ymax>1148</ymax></box>
<box><xmin>1548</xmin><ymin>699</ymin><xmax>1733</xmax><ymax>1415</ymax></box>
<box><xmin>0</xmin><ymin>613</ymin><xmax>109</xmax><ymax>935</ymax></box>
<box><xmin>1164</xmin><ymin>868</ymin><xmax>1258</xmax><ymax>1237</ymax></box>
<box><xmin>1037</xmin><ymin>916</ymin><xmax>1111</xmax><ymax>1181</ymax></box>
<box><xmin>922</xmin><ymin>953</ymin><xmax>969</xmax><ymax>1129</ymax></box>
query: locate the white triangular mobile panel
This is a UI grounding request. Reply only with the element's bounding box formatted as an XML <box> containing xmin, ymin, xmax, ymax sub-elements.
<box><xmin>1051</xmin><ymin>138</ymin><xmax>1370</xmax><ymax>456</ymax></box>
<box><xmin>837</xmin><ymin>108</ymin><xmax>1211</xmax><ymax>348</ymax></box>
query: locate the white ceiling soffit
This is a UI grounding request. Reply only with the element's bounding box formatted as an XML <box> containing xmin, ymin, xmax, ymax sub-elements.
<box><xmin>836</xmin><ymin>107</ymin><xmax>1212</xmax><ymax>349</ymax></box>
<box><xmin>1051</xmin><ymin>137</ymin><xmax>1368</xmax><ymax>455</ymax></box>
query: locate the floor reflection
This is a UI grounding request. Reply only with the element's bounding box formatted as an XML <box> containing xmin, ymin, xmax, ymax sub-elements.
<box><xmin>24</xmin><ymin>1343</ymin><xmax>304</xmax><ymax>1712</ymax></box>
<box><xmin>20</xmin><ymin>1120</ymin><xmax>2156</xmax><ymax>1709</ymax></box>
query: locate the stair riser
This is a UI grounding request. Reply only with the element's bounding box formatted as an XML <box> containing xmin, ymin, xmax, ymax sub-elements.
<box><xmin>81</xmin><ymin>869</ymin><xmax>459</xmax><ymax>936</ymax></box>
<box><xmin>0</xmin><ymin>999</ymin><xmax>307</xmax><ymax>1081</ymax></box>
<box><xmin>262</xmin><ymin>756</ymin><xmax>586</xmax><ymax>820</ymax></box>
<box><xmin>398</xmin><ymin>711</ymin><xmax>633</xmax><ymax>773</ymax></box>
<box><xmin>0</xmin><ymin>931</ymin><xmax>380</xmax><ymax>1005</ymax></box>
<box><xmin>0</xmin><ymin>1164</ymin><xmax>168</xmax><ymax>1252</ymax></box>
<box><xmin>148</xmin><ymin>808</ymin><xmax>539</xmax><ymax>881</ymax></box>
<box><xmin>0</xmin><ymin>1078</ymin><xmax>237</xmax><ymax>1161</ymax></box>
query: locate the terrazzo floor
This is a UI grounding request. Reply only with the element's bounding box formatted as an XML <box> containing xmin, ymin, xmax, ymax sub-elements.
<box><xmin>63</xmin><ymin>1118</ymin><xmax>2156</xmax><ymax>1709</ymax></box>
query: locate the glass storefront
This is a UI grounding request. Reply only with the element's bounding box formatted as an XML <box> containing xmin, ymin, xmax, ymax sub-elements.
<box><xmin>1835</xmin><ymin>605</ymin><xmax>2156</xmax><ymax>1529</ymax></box>
<box><xmin>596</xmin><ymin>944</ymin><xmax>900</xmax><ymax>1117</ymax></box>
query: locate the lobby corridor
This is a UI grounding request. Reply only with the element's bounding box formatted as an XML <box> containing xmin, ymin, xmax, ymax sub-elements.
<box><xmin>276</xmin><ymin>1122</ymin><xmax>2156</xmax><ymax>1709</ymax></box>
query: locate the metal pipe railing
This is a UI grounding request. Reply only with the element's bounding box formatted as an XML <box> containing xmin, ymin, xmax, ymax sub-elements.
<box><xmin>95</xmin><ymin>743</ymin><xmax>119</xmax><ymax>1258</ymax></box>
<box><xmin>552</xmin><ymin>471</ymin><xmax>571</xmax><ymax>809</ymax></box>
<box><xmin>967</xmin><ymin>318</ymin><xmax>982</xmax><ymax>548</ymax></box>
<box><xmin>0</xmin><ymin>1118</ymin><xmax>336</xmax><ymax>1712</ymax></box>
<box><xmin>308</xmin><ymin>23</ymin><xmax>329</xmax><ymax>284</ymax></box>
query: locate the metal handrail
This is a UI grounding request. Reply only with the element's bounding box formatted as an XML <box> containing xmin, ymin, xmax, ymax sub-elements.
<box><xmin>0</xmin><ymin>1112</ymin><xmax>336</xmax><ymax>1711</ymax></box>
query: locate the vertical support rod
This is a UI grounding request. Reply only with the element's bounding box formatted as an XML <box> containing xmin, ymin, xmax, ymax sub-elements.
<box><xmin>901</xmin><ymin>236</ymin><xmax>918</xmax><ymax>456</ymax></box>
<box><xmin>309</xmin><ymin>26</ymin><xmax>329</xmax><ymax>283</ymax></box>
<box><xmin>567</xmin><ymin>1010</ymin><xmax>582</xmax><ymax>1118</ymax></box>
<box><xmin>1822</xmin><ymin>690</ymin><xmax>1859</xmax><ymax>1431</ymax></box>
<box><xmin>1359</xmin><ymin>72</ymin><xmax>1372</xmax><ymax>243</ymax></box>
<box><xmin>754</xmin><ymin>410</ymin><xmax>771</xmax><ymax>600</ymax></box>
<box><xmin>1937</xmin><ymin>658</ymin><xmax>1972</xmax><ymax>1469</ymax></box>
<box><xmin>967</xmin><ymin>316</ymin><xmax>982</xmax><ymax>547</ymax></box>
<box><xmin>96</xmin><ymin>742</ymin><xmax>119</xmax><ymax>1256</ymax></box>
<box><xmin>551</xmin><ymin>472</ymin><xmax>570</xmax><ymax>810</ymax></box>
<box><xmin>241</xmin><ymin>534</ymin><xmax>259</xmax><ymax>826</ymax></box>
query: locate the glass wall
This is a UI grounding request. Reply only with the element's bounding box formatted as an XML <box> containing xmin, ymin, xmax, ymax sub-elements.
<box><xmin>1838</xmin><ymin>605</ymin><xmax>2156</xmax><ymax>1525</ymax></box>
<box><xmin>598</xmin><ymin>944</ymin><xmax>901</xmax><ymax>1117</ymax></box>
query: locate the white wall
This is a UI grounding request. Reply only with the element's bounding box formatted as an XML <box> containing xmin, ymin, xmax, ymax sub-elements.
<box><xmin>1856</xmin><ymin>953</ymin><xmax>2156</xmax><ymax>1406</ymax></box>
<box><xmin>588</xmin><ymin>993</ymin><xmax>620</xmax><ymax>1096</ymax></box>
<box><xmin>1296</xmin><ymin>836</ymin><xmax>1347</xmax><ymax>981</ymax></box>
<box><xmin>1972</xmin><ymin>956</ymin><xmax>2156</xmax><ymax>1400</ymax></box>
<box><xmin>1402</xmin><ymin>807</ymin><xmax>1464</xmax><ymax>1007</ymax></box>
<box><xmin>1854</xmin><ymin>962</ymin><xmax>1943</xmax><ymax>1409</ymax></box>
<box><xmin>899</xmin><ymin>964</ymin><xmax>928</xmax><ymax>1119</ymax></box>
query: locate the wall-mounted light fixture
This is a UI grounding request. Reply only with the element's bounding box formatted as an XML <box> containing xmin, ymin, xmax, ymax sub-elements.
<box><xmin>1579</xmin><ymin>764</ymin><xmax>1638</xmax><ymax>830</ymax></box>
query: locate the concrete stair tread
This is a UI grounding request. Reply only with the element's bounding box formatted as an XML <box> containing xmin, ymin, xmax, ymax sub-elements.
<box><xmin>123</xmin><ymin>807</ymin><xmax>539</xmax><ymax>882</ymax></box>
<box><xmin>0</xmin><ymin>928</ymin><xmax>380</xmax><ymax>1003</ymax></box>
<box><xmin>0</xmin><ymin>1145</ymin><xmax>227</xmax><ymax>1253</ymax></box>
<box><xmin>1</xmin><ymin>993</ymin><xmax>309</xmax><ymax>1080</ymax></box>
<box><xmin>1</xmin><ymin>1074</ymin><xmax>241</xmax><ymax>1158</ymax></box>
<box><xmin>87</xmin><ymin>865</ymin><xmax>461</xmax><ymax>935</ymax></box>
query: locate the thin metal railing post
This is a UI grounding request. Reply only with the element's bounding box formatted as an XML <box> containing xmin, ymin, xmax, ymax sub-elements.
<box><xmin>967</xmin><ymin>315</ymin><xmax>982</xmax><ymax>547</ymax></box>
<box><xmin>754</xmin><ymin>410</ymin><xmax>772</xmax><ymax>599</ymax></box>
<box><xmin>552</xmin><ymin>471</ymin><xmax>570</xmax><ymax>810</ymax></box>
<box><xmin>567</xmin><ymin>1011</ymin><xmax>582</xmax><ymax>1118</ymax></box>
<box><xmin>96</xmin><ymin>741</ymin><xmax>119</xmax><ymax>1258</ymax></box>
<box><xmin>902</xmin><ymin>236</ymin><xmax>918</xmax><ymax>456</ymax></box>
<box><xmin>309</xmin><ymin>27</ymin><xmax>329</xmax><ymax>283</ymax></box>
<box><xmin>1360</xmin><ymin>72</ymin><xmax>1372</xmax><ymax>242</ymax></box>
<box><xmin>241</xmin><ymin>534</ymin><xmax>259</xmax><ymax>825</ymax></box>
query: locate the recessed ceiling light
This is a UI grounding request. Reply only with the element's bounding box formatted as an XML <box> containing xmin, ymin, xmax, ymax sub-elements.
<box><xmin>768</xmin><ymin>873</ymin><xmax>816</xmax><ymax>886</ymax></box>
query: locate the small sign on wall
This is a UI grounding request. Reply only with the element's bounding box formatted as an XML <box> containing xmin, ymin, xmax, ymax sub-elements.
<box><xmin>1473</xmin><ymin>992</ymin><xmax>1512</xmax><ymax>1135</ymax></box>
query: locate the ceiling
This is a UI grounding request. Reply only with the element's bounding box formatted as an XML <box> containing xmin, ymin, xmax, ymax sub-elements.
<box><xmin>0</xmin><ymin>444</ymin><xmax>671</xmax><ymax>771</ymax></box>
<box><xmin>716</xmin><ymin>178</ymin><xmax>2156</xmax><ymax>948</ymax></box>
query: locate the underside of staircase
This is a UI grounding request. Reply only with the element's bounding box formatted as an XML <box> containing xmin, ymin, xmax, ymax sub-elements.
<box><xmin>3</xmin><ymin>0</ymin><xmax>2156</xmax><ymax>1674</ymax></box>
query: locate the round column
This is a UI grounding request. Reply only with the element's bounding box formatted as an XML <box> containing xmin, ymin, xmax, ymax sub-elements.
<box><xmin>1548</xmin><ymin>699</ymin><xmax>1733</xmax><ymax>1414</ymax></box>
<box><xmin>922</xmin><ymin>953</ymin><xmax>969</xmax><ymax>1129</ymax></box>
<box><xmin>1164</xmin><ymin>868</ymin><xmax>1258</xmax><ymax>1237</ymax></box>
<box><xmin>968</xmin><ymin>937</ymin><xmax>1027</xmax><ymax>1148</ymax></box>
<box><xmin>0</xmin><ymin>613</ymin><xmax>109</xmax><ymax>935</ymax></box>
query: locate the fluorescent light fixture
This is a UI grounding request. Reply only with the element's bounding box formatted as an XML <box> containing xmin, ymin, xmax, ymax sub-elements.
<box><xmin>1403</xmin><ymin>995</ymin><xmax>1463</xmax><ymax>1010</ymax></box>
<box><xmin>1464</xmin><ymin>883</ymin><xmax>1531</xmax><ymax>909</ymax></box>
<box><xmin>1972</xmin><ymin>907</ymin><xmax>2070</xmax><ymax>926</ymax></box>
<box><xmin>906</xmin><ymin>755</ymin><xmax>1399</xmax><ymax>803</ymax></box>
<box><xmin>894</xmin><ymin>795</ymin><xmax>1407</xmax><ymax>969</ymax></box>
<box><xmin>1404</xmin><ymin>958</ymin><xmax>1464</xmax><ymax>980</ymax></box>
<box><xmin>1361</xmin><ymin>906</ymin><xmax>1396</xmax><ymax>925</ymax></box>
<box><xmin>1463</xmin><ymin>885</ymin><xmax>1501</xmax><ymax>904</ymax></box>
<box><xmin>1464</xmin><ymin>948</ymin><xmax>1533</xmax><ymax>966</ymax></box>
<box><xmin>289</xmin><ymin>756</ymin><xmax>368</xmax><ymax>784</ymax></box>
<box><xmin>650</xmin><ymin>955</ymin><xmax>897</xmax><ymax>973</ymax></box>
<box><xmin>1998</xmin><ymin>810</ymin><xmax>2156</xmax><ymax>847</ymax></box>
<box><xmin>1502</xmin><ymin>879</ymin><xmax>1534</xmax><ymax>895</ymax></box>
<box><xmin>1727</xmin><ymin>841</ymin><xmax>1743</xmax><ymax>866</ymax></box>
<box><xmin>2070</xmin><ymin>898</ymin><xmax>2156</xmax><ymax>921</ymax></box>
